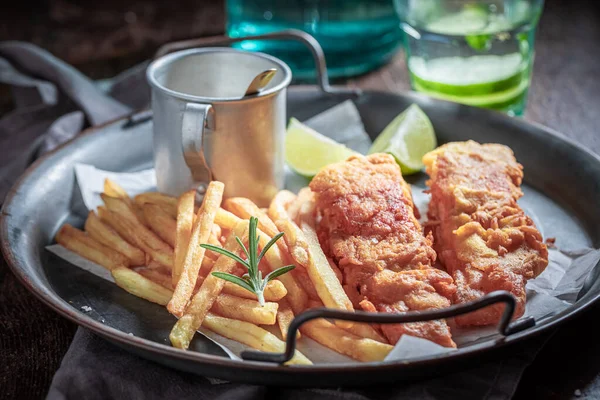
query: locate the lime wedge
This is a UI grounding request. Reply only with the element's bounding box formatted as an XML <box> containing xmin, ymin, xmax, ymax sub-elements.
<box><xmin>409</xmin><ymin>54</ymin><xmax>526</xmax><ymax>97</ymax></box>
<box><xmin>368</xmin><ymin>104</ymin><xmax>436</xmax><ymax>175</ymax></box>
<box><xmin>285</xmin><ymin>118</ymin><xmax>357</xmax><ymax>178</ymax></box>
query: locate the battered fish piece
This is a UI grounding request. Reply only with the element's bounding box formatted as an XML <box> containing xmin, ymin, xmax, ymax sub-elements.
<box><xmin>310</xmin><ymin>154</ymin><xmax>456</xmax><ymax>347</ymax></box>
<box><xmin>423</xmin><ymin>141</ymin><xmax>548</xmax><ymax>326</ymax></box>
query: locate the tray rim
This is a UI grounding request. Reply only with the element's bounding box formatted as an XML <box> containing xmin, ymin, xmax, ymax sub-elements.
<box><xmin>2</xmin><ymin>86</ymin><xmax>600</xmax><ymax>379</ymax></box>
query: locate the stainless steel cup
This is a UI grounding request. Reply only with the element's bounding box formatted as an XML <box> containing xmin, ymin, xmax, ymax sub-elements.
<box><xmin>146</xmin><ymin>30</ymin><xmax>359</xmax><ymax>206</ymax></box>
<box><xmin>147</xmin><ymin>48</ymin><xmax>291</xmax><ymax>206</ymax></box>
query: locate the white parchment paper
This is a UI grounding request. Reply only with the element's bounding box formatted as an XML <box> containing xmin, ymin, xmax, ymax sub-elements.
<box><xmin>47</xmin><ymin>101</ymin><xmax>600</xmax><ymax>364</ymax></box>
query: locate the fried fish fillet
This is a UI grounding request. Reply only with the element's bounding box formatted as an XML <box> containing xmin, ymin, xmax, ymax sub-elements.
<box><xmin>310</xmin><ymin>154</ymin><xmax>456</xmax><ymax>347</ymax></box>
<box><xmin>423</xmin><ymin>141</ymin><xmax>548</xmax><ymax>326</ymax></box>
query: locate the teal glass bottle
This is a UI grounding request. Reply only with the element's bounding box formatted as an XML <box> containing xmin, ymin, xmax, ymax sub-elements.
<box><xmin>226</xmin><ymin>0</ymin><xmax>402</xmax><ymax>81</ymax></box>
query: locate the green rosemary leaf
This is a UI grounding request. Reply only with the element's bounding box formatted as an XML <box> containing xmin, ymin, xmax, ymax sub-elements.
<box><xmin>211</xmin><ymin>272</ymin><xmax>255</xmax><ymax>293</ymax></box>
<box><xmin>265</xmin><ymin>265</ymin><xmax>296</xmax><ymax>282</ymax></box>
<box><xmin>258</xmin><ymin>232</ymin><xmax>284</xmax><ymax>262</ymax></box>
<box><xmin>235</xmin><ymin>236</ymin><xmax>251</xmax><ymax>261</ymax></box>
<box><xmin>200</xmin><ymin>244</ymin><xmax>248</xmax><ymax>267</ymax></box>
<box><xmin>248</xmin><ymin>217</ymin><xmax>259</xmax><ymax>277</ymax></box>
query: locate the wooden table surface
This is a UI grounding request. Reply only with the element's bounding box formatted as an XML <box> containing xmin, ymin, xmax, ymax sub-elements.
<box><xmin>1</xmin><ymin>1</ymin><xmax>599</xmax><ymax>399</ymax></box>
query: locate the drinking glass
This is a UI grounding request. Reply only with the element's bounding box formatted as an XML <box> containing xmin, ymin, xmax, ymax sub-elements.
<box><xmin>395</xmin><ymin>0</ymin><xmax>544</xmax><ymax>116</ymax></box>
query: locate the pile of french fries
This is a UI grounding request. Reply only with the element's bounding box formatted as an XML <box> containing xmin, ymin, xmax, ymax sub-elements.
<box><xmin>55</xmin><ymin>180</ymin><xmax>394</xmax><ymax>364</ymax></box>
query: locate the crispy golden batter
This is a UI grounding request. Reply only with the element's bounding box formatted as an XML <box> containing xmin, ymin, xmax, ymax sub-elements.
<box><xmin>310</xmin><ymin>154</ymin><xmax>456</xmax><ymax>347</ymax></box>
<box><xmin>423</xmin><ymin>141</ymin><xmax>548</xmax><ymax>326</ymax></box>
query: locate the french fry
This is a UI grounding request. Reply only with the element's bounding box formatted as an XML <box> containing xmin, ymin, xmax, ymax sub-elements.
<box><xmin>202</xmin><ymin>313</ymin><xmax>311</xmax><ymax>365</ymax></box>
<box><xmin>211</xmin><ymin>293</ymin><xmax>278</xmax><ymax>325</ymax></box>
<box><xmin>211</xmin><ymin>224</ymin><xmax>222</xmax><ymax>241</ymax></box>
<box><xmin>223</xmin><ymin>197</ymin><xmax>290</xmax><ymax>255</ymax></box>
<box><xmin>201</xmin><ymin>256</ymin><xmax>215</xmax><ymax>272</ymax></box>
<box><xmin>292</xmin><ymin>199</ymin><xmax>354</xmax><ymax>324</ymax></box>
<box><xmin>215</xmin><ymin>208</ymin><xmax>239</xmax><ymax>230</ymax></box>
<box><xmin>101</xmin><ymin>193</ymin><xmax>140</xmax><ymax>224</ymax></box>
<box><xmin>136</xmin><ymin>267</ymin><xmax>174</xmax><ymax>290</ymax></box>
<box><xmin>103</xmin><ymin>178</ymin><xmax>129</xmax><ymax>199</ymax></box>
<box><xmin>300</xmin><ymin>318</ymin><xmax>393</xmax><ymax>362</ymax></box>
<box><xmin>293</xmin><ymin>268</ymin><xmax>320</xmax><ymax>301</ymax></box>
<box><xmin>147</xmin><ymin>259</ymin><xmax>168</xmax><ymax>271</ymax></box>
<box><xmin>204</xmin><ymin>232</ymin><xmax>222</xmax><ymax>261</ymax></box>
<box><xmin>134</xmin><ymin>192</ymin><xmax>179</xmax><ymax>218</ymax></box>
<box><xmin>55</xmin><ymin>224</ymin><xmax>129</xmax><ymax>270</ymax></box>
<box><xmin>143</xmin><ymin>203</ymin><xmax>177</xmax><ymax>247</ymax></box>
<box><xmin>84</xmin><ymin>211</ymin><xmax>145</xmax><ymax>266</ymax></box>
<box><xmin>168</xmin><ymin>181</ymin><xmax>224</xmax><ymax>317</ymax></box>
<box><xmin>173</xmin><ymin>190</ymin><xmax>195</xmax><ymax>286</ymax></box>
<box><xmin>344</xmin><ymin>323</ymin><xmax>388</xmax><ymax>344</ymax></box>
<box><xmin>214</xmin><ymin>208</ymin><xmax>308</xmax><ymax>314</ymax></box>
<box><xmin>133</xmin><ymin>205</ymin><xmax>150</xmax><ymax>227</ymax></box>
<box><xmin>224</xmin><ymin>198</ymin><xmax>279</xmax><ymax>236</ymax></box>
<box><xmin>112</xmin><ymin>267</ymin><xmax>173</xmax><ymax>305</ymax></box>
<box><xmin>208</xmin><ymin>232</ymin><xmax>221</xmax><ymax>247</ymax></box>
<box><xmin>306</xmin><ymin>299</ymin><xmax>388</xmax><ymax>350</ymax></box>
<box><xmin>276</xmin><ymin>219</ymin><xmax>309</xmax><ymax>267</ymax></box>
<box><xmin>102</xmin><ymin>179</ymin><xmax>149</xmax><ymax>226</ymax></box>
<box><xmin>267</xmin><ymin>190</ymin><xmax>296</xmax><ymax>222</ymax></box>
<box><xmin>97</xmin><ymin>206</ymin><xmax>174</xmax><ymax>269</ymax></box>
<box><xmin>276</xmin><ymin>299</ymin><xmax>300</xmax><ymax>340</ymax></box>
<box><xmin>169</xmin><ymin>221</ymin><xmax>249</xmax><ymax>349</ymax></box>
<box><xmin>222</xmin><ymin>279</ymin><xmax>287</xmax><ymax>302</ymax></box>
<box><xmin>287</xmin><ymin>187</ymin><xmax>313</xmax><ymax>223</ymax></box>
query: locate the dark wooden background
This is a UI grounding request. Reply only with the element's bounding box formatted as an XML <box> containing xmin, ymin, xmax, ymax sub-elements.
<box><xmin>1</xmin><ymin>0</ymin><xmax>600</xmax><ymax>399</ymax></box>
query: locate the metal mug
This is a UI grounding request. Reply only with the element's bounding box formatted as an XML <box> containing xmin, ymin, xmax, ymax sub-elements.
<box><xmin>146</xmin><ymin>30</ymin><xmax>359</xmax><ymax>206</ymax></box>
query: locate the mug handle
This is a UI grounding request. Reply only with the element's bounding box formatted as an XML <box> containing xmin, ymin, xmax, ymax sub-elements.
<box><xmin>181</xmin><ymin>103</ymin><xmax>213</xmax><ymax>194</ymax></box>
<box><xmin>154</xmin><ymin>29</ymin><xmax>360</xmax><ymax>96</ymax></box>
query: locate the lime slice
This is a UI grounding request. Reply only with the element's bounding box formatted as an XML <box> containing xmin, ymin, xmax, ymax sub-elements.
<box><xmin>368</xmin><ymin>104</ymin><xmax>436</xmax><ymax>175</ymax></box>
<box><xmin>425</xmin><ymin>7</ymin><xmax>515</xmax><ymax>52</ymax></box>
<box><xmin>426</xmin><ymin>7</ymin><xmax>488</xmax><ymax>35</ymax></box>
<box><xmin>285</xmin><ymin>118</ymin><xmax>357</xmax><ymax>178</ymax></box>
<box><xmin>413</xmin><ymin>77</ymin><xmax>529</xmax><ymax>110</ymax></box>
<box><xmin>425</xmin><ymin>7</ymin><xmax>514</xmax><ymax>36</ymax></box>
<box><xmin>409</xmin><ymin>54</ymin><xmax>526</xmax><ymax>97</ymax></box>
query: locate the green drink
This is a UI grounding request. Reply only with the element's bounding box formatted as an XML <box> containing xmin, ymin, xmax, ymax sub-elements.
<box><xmin>395</xmin><ymin>0</ymin><xmax>544</xmax><ymax>116</ymax></box>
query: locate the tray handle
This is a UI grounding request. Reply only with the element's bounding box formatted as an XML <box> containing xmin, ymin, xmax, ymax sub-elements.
<box><xmin>154</xmin><ymin>29</ymin><xmax>359</xmax><ymax>96</ymax></box>
<box><xmin>240</xmin><ymin>290</ymin><xmax>535</xmax><ymax>364</ymax></box>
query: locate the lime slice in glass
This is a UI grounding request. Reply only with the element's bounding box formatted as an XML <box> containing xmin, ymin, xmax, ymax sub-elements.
<box><xmin>409</xmin><ymin>53</ymin><xmax>526</xmax><ymax>97</ymax></box>
<box><xmin>425</xmin><ymin>7</ymin><xmax>514</xmax><ymax>52</ymax></box>
<box><xmin>413</xmin><ymin>77</ymin><xmax>529</xmax><ymax>110</ymax></box>
<box><xmin>426</xmin><ymin>7</ymin><xmax>489</xmax><ymax>35</ymax></box>
<box><xmin>285</xmin><ymin>118</ymin><xmax>357</xmax><ymax>178</ymax></box>
<box><xmin>368</xmin><ymin>104</ymin><xmax>436</xmax><ymax>175</ymax></box>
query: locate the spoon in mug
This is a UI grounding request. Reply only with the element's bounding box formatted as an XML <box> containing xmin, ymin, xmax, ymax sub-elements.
<box><xmin>243</xmin><ymin>68</ymin><xmax>277</xmax><ymax>97</ymax></box>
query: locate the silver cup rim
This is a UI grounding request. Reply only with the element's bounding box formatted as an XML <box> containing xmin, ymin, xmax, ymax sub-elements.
<box><xmin>146</xmin><ymin>47</ymin><xmax>293</xmax><ymax>103</ymax></box>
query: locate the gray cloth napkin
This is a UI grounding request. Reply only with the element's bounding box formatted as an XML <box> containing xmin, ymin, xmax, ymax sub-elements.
<box><xmin>47</xmin><ymin>329</ymin><xmax>546</xmax><ymax>400</ymax></box>
<box><xmin>0</xmin><ymin>41</ymin><xmax>549</xmax><ymax>400</ymax></box>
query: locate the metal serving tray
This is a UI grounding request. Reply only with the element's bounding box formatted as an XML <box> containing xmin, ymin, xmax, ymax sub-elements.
<box><xmin>2</xmin><ymin>83</ymin><xmax>600</xmax><ymax>385</ymax></box>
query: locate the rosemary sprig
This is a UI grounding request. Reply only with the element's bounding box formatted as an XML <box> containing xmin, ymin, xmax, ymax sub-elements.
<box><xmin>199</xmin><ymin>216</ymin><xmax>295</xmax><ymax>306</ymax></box>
